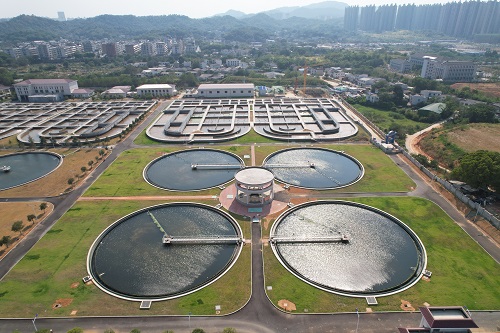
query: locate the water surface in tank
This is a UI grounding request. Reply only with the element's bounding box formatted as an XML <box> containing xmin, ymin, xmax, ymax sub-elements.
<box><xmin>0</xmin><ymin>152</ymin><xmax>61</xmax><ymax>190</ymax></box>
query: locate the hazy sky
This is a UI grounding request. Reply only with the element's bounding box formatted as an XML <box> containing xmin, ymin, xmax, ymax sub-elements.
<box><xmin>2</xmin><ymin>0</ymin><xmax>449</xmax><ymax>19</ymax></box>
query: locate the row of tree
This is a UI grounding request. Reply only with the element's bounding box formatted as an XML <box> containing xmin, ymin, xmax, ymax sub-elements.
<box><xmin>0</xmin><ymin>203</ymin><xmax>47</xmax><ymax>250</ymax></box>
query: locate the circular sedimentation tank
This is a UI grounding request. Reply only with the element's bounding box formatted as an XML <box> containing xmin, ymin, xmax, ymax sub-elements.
<box><xmin>269</xmin><ymin>201</ymin><xmax>426</xmax><ymax>297</ymax></box>
<box><xmin>0</xmin><ymin>152</ymin><xmax>62</xmax><ymax>191</ymax></box>
<box><xmin>144</xmin><ymin>148</ymin><xmax>244</xmax><ymax>191</ymax></box>
<box><xmin>263</xmin><ymin>147</ymin><xmax>363</xmax><ymax>189</ymax></box>
<box><xmin>87</xmin><ymin>202</ymin><xmax>243</xmax><ymax>301</ymax></box>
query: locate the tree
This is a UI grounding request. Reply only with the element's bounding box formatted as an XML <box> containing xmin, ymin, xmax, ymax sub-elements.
<box><xmin>81</xmin><ymin>166</ymin><xmax>87</xmax><ymax>173</ymax></box>
<box><xmin>459</xmin><ymin>104</ymin><xmax>497</xmax><ymax>124</ymax></box>
<box><xmin>223</xmin><ymin>328</ymin><xmax>237</xmax><ymax>333</ymax></box>
<box><xmin>67</xmin><ymin>328</ymin><xmax>84</xmax><ymax>333</ymax></box>
<box><xmin>40</xmin><ymin>202</ymin><xmax>47</xmax><ymax>212</ymax></box>
<box><xmin>130</xmin><ymin>329</ymin><xmax>141</xmax><ymax>333</ymax></box>
<box><xmin>27</xmin><ymin>214</ymin><xmax>36</xmax><ymax>224</ymax></box>
<box><xmin>104</xmin><ymin>329</ymin><xmax>115</xmax><ymax>333</ymax></box>
<box><xmin>191</xmin><ymin>329</ymin><xmax>205</xmax><ymax>333</ymax></box>
<box><xmin>39</xmin><ymin>136</ymin><xmax>47</xmax><ymax>147</ymax></box>
<box><xmin>451</xmin><ymin>150</ymin><xmax>500</xmax><ymax>191</ymax></box>
<box><xmin>99</xmin><ymin>149</ymin><xmax>105</xmax><ymax>157</ymax></box>
<box><xmin>12</xmin><ymin>221</ymin><xmax>24</xmax><ymax>235</ymax></box>
<box><xmin>28</xmin><ymin>136</ymin><xmax>35</xmax><ymax>149</ymax></box>
<box><xmin>88</xmin><ymin>160</ymin><xmax>94</xmax><ymax>169</ymax></box>
<box><xmin>68</xmin><ymin>178</ymin><xmax>74</xmax><ymax>185</ymax></box>
<box><xmin>0</xmin><ymin>235</ymin><xmax>12</xmax><ymax>248</ymax></box>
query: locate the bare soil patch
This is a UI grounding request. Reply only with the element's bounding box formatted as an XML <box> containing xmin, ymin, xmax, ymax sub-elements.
<box><xmin>0</xmin><ymin>201</ymin><xmax>53</xmax><ymax>259</ymax></box>
<box><xmin>450</xmin><ymin>82</ymin><xmax>500</xmax><ymax>98</ymax></box>
<box><xmin>52</xmin><ymin>298</ymin><xmax>73</xmax><ymax>309</ymax></box>
<box><xmin>444</xmin><ymin>124</ymin><xmax>500</xmax><ymax>153</ymax></box>
<box><xmin>0</xmin><ymin>147</ymin><xmax>110</xmax><ymax>197</ymax></box>
<box><xmin>400</xmin><ymin>300</ymin><xmax>415</xmax><ymax>311</ymax></box>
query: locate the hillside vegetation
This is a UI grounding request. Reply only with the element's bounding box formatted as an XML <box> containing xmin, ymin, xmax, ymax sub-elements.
<box><xmin>419</xmin><ymin>123</ymin><xmax>500</xmax><ymax>168</ymax></box>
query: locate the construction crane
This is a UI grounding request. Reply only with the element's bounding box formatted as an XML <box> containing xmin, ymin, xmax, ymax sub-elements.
<box><xmin>303</xmin><ymin>61</ymin><xmax>308</xmax><ymax>95</ymax></box>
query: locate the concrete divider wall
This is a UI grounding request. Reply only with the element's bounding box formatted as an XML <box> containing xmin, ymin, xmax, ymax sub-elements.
<box><xmin>341</xmin><ymin>99</ymin><xmax>500</xmax><ymax>230</ymax></box>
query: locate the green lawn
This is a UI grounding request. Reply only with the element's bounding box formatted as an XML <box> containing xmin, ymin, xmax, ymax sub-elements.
<box><xmin>353</xmin><ymin>104</ymin><xmax>429</xmax><ymax>135</ymax></box>
<box><xmin>0</xmin><ymin>200</ymin><xmax>251</xmax><ymax>317</ymax></box>
<box><xmin>85</xmin><ymin>144</ymin><xmax>414</xmax><ymax>197</ymax></box>
<box><xmin>83</xmin><ymin>146</ymin><xmax>251</xmax><ymax>197</ymax></box>
<box><xmin>264</xmin><ymin>196</ymin><xmax>500</xmax><ymax>312</ymax></box>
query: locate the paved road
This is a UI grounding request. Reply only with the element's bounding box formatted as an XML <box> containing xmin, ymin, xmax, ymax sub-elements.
<box><xmin>405</xmin><ymin>121</ymin><xmax>444</xmax><ymax>155</ymax></box>
<box><xmin>392</xmin><ymin>154</ymin><xmax>500</xmax><ymax>264</ymax></box>
<box><xmin>1</xmin><ymin>99</ymin><xmax>499</xmax><ymax>332</ymax></box>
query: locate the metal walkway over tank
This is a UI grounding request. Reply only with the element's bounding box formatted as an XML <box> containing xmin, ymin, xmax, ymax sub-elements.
<box><xmin>269</xmin><ymin>234</ymin><xmax>350</xmax><ymax>244</ymax></box>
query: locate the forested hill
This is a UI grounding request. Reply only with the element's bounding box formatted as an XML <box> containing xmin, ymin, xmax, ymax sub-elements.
<box><xmin>0</xmin><ymin>14</ymin><xmax>341</xmax><ymax>44</ymax></box>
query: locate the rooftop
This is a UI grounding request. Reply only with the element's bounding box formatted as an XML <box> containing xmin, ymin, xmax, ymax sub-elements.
<box><xmin>136</xmin><ymin>84</ymin><xmax>173</xmax><ymax>89</ymax></box>
<box><xmin>235</xmin><ymin>167</ymin><xmax>274</xmax><ymax>185</ymax></box>
<box><xmin>418</xmin><ymin>103</ymin><xmax>446</xmax><ymax>114</ymax></box>
<box><xmin>198</xmin><ymin>83</ymin><xmax>255</xmax><ymax>89</ymax></box>
<box><xmin>14</xmin><ymin>79</ymin><xmax>76</xmax><ymax>86</ymax></box>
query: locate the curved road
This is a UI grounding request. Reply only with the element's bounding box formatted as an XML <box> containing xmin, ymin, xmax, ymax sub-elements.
<box><xmin>0</xmin><ymin>99</ymin><xmax>499</xmax><ymax>332</ymax></box>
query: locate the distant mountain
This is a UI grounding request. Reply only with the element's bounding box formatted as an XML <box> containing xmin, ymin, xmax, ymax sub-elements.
<box><xmin>216</xmin><ymin>1</ymin><xmax>348</xmax><ymax>20</ymax></box>
<box><xmin>0</xmin><ymin>9</ymin><xmax>343</xmax><ymax>44</ymax></box>
<box><xmin>215</xmin><ymin>10</ymin><xmax>248</xmax><ymax>19</ymax></box>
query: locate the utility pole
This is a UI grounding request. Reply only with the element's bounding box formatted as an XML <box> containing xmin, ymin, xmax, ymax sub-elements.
<box><xmin>355</xmin><ymin>308</ymin><xmax>360</xmax><ymax>333</ymax></box>
<box><xmin>32</xmin><ymin>313</ymin><xmax>38</xmax><ymax>332</ymax></box>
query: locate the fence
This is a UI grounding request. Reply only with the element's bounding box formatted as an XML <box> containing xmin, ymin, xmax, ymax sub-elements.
<box><xmin>341</xmin><ymin>99</ymin><xmax>500</xmax><ymax>230</ymax></box>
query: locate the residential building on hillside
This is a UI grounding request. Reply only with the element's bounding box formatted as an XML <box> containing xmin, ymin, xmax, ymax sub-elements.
<box><xmin>421</xmin><ymin>57</ymin><xmax>476</xmax><ymax>82</ymax></box>
<box><xmin>390</xmin><ymin>59</ymin><xmax>412</xmax><ymax>73</ymax></box>
<box><xmin>125</xmin><ymin>44</ymin><xmax>140</xmax><ymax>55</ymax></box>
<box><xmin>156</xmin><ymin>42</ymin><xmax>167</xmax><ymax>55</ymax></box>
<box><xmin>345</xmin><ymin>1</ymin><xmax>500</xmax><ymax>37</ymax></box>
<box><xmin>141</xmin><ymin>42</ymin><xmax>156</xmax><ymax>56</ymax></box>
<box><xmin>102</xmin><ymin>42</ymin><xmax>123</xmax><ymax>57</ymax></box>
<box><xmin>421</xmin><ymin>90</ymin><xmax>442</xmax><ymax>99</ymax></box>
<box><xmin>226</xmin><ymin>59</ymin><xmax>241</xmax><ymax>67</ymax></box>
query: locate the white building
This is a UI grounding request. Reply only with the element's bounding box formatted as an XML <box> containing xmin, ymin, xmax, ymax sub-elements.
<box><xmin>194</xmin><ymin>83</ymin><xmax>255</xmax><ymax>98</ymax></box>
<box><xmin>155</xmin><ymin>42</ymin><xmax>167</xmax><ymax>55</ymax></box>
<box><xmin>421</xmin><ymin>56</ymin><xmax>476</xmax><ymax>82</ymax></box>
<box><xmin>410</xmin><ymin>90</ymin><xmax>442</xmax><ymax>106</ymax></box>
<box><xmin>136</xmin><ymin>84</ymin><xmax>176</xmax><ymax>97</ymax></box>
<box><xmin>14</xmin><ymin>78</ymin><xmax>79</xmax><ymax>102</ymax></box>
<box><xmin>226</xmin><ymin>59</ymin><xmax>241</xmax><ymax>67</ymax></box>
<box><xmin>71</xmin><ymin>88</ymin><xmax>94</xmax><ymax>99</ymax></box>
<box><xmin>389</xmin><ymin>58</ymin><xmax>412</xmax><ymax>73</ymax></box>
<box><xmin>140</xmin><ymin>67</ymin><xmax>167</xmax><ymax>77</ymax></box>
<box><xmin>366</xmin><ymin>93</ymin><xmax>379</xmax><ymax>103</ymax></box>
<box><xmin>102</xmin><ymin>86</ymin><xmax>132</xmax><ymax>99</ymax></box>
<box><xmin>141</xmin><ymin>42</ymin><xmax>156</xmax><ymax>56</ymax></box>
<box><xmin>410</xmin><ymin>95</ymin><xmax>427</xmax><ymax>106</ymax></box>
<box><xmin>421</xmin><ymin>90</ymin><xmax>442</xmax><ymax>99</ymax></box>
